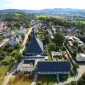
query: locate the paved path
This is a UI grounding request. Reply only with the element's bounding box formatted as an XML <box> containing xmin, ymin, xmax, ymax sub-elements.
<box><xmin>31</xmin><ymin>73</ymin><xmax>38</xmax><ymax>85</ymax></box>
<box><xmin>2</xmin><ymin>61</ymin><xmax>18</xmax><ymax>85</ymax></box>
<box><xmin>20</xmin><ymin>27</ymin><xmax>32</xmax><ymax>53</ymax></box>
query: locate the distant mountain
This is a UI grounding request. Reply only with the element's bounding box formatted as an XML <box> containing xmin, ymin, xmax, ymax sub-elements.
<box><xmin>0</xmin><ymin>8</ymin><xmax>85</xmax><ymax>14</ymax></box>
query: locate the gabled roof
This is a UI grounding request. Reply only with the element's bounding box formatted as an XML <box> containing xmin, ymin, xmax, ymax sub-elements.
<box><xmin>26</xmin><ymin>36</ymin><xmax>43</xmax><ymax>54</ymax></box>
<box><xmin>37</xmin><ymin>61</ymin><xmax>70</xmax><ymax>72</ymax></box>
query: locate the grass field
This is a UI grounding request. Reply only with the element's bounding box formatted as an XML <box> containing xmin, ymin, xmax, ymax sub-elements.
<box><xmin>0</xmin><ymin>65</ymin><xmax>11</xmax><ymax>85</ymax></box>
<box><xmin>36</xmin><ymin>15</ymin><xmax>49</xmax><ymax>18</ymax></box>
<box><xmin>8</xmin><ymin>76</ymin><xmax>33</xmax><ymax>85</ymax></box>
<box><xmin>36</xmin><ymin>75</ymin><xmax>57</xmax><ymax>85</ymax></box>
<box><xmin>14</xmin><ymin>13</ymin><xmax>22</xmax><ymax>16</ymax></box>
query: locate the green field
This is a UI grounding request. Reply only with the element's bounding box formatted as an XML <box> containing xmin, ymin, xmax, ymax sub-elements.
<box><xmin>7</xmin><ymin>76</ymin><xmax>33</xmax><ymax>85</ymax></box>
<box><xmin>36</xmin><ymin>15</ymin><xmax>49</xmax><ymax>18</ymax></box>
<box><xmin>36</xmin><ymin>75</ymin><xmax>57</xmax><ymax>85</ymax></box>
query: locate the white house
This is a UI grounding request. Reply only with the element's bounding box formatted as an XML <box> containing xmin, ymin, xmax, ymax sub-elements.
<box><xmin>45</xmin><ymin>29</ymin><xmax>52</xmax><ymax>38</ymax></box>
<box><xmin>8</xmin><ymin>35</ymin><xmax>21</xmax><ymax>46</ymax></box>
<box><xmin>3</xmin><ymin>28</ymin><xmax>15</xmax><ymax>38</ymax></box>
<box><xmin>29</xmin><ymin>20</ymin><xmax>35</xmax><ymax>25</ymax></box>
<box><xmin>17</xmin><ymin>26</ymin><xmax>26</xmax><ymax>35</ymax></box>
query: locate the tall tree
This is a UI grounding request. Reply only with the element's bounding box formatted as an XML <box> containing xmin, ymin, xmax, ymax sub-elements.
<box><xmin>54</xmin><ymin>32</ymin><xmax>65</xmax><ymax>46</ymax></box>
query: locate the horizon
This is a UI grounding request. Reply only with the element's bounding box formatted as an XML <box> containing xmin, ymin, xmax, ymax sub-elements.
<box><xmin>1</xmin><ymin>8</ymin><xmax>85</xmax><ymax>11</ymax></box>
<box><xmin>0</xmin><ymin>0</ymin><xmax>85</xmax><ymax>10</ymax></box>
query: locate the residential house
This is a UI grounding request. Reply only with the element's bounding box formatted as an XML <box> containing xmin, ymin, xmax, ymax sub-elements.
<box><xmin>29</xmin><ymin>20</ymin><xmax>35</xmax><ymax>25</ymax></box>
<box><xmin>44</xmin><ymin>29</ymin><xmax>52</xmax><ymax>38</ymax></box>
<box><xmin>3</xmin><ymin>28</ymin><xmax>15</xmax><ymax>38</ymax></box>
<box><xmin>76</xmin><ymin>57</ymin><xmax>85</xmax><ymax>62</ymax></box>
<box><xmin>70</xmin><ymin>30</ymin><xmax>78</xmax><ymax>36</ymax></box>
<box><xmin>17</xmin><ymin>26</ymin><xmax>26</xmax><ymax>35</ymax></box>
<box><xmin>8</xmin><ymin>35</ymin><xmax>21</xmax><ymax>46</ymax></box>
<box><xmin>70</xmin><ymin>26</ymin><xmax>76</xmax><ymax>30</ymax></box>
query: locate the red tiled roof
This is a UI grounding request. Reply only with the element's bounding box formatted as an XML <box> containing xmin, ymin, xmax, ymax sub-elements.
<box><xmin>0</xmin><ymin>28</ymin><xmax>3</xmax><ymax>31</ymax></box>
<box><xmin>71</xmin><ymin>30</ymin><xmax>77</xmax><ymax>35</ymax></box>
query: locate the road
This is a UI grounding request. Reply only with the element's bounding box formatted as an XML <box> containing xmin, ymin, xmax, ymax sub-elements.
<box><xmin>19</xmin><ymin>27</ymin><xmax>32</xmax><ymax>53</ymax></box>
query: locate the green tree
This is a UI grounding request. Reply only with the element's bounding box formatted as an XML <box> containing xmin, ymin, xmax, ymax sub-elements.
<box><xmin>72</xmin><ymin>40</ymin><xmax>78</xmax><ymax>47</ymax></box>
<box><xmin>28</xmin><ymin>34</ymin><xmax>32</xmax><ymax>41</ymax></box>
<box><xmin>48</xmin><ymin>43</ymin><xmax>56</xmax><ymax>51</ymax></box>
<box><xmin>73</xmin><ymin>49</ymin><xmax>77</xmax><ymax>58</ymax></box>
<box><xmin>37</xmin><ymin>81</ymin><xmax>42</xmax><ymax>85</ymax></box>
<box><xmin>21</xmin><ymin>33</ymin><xmax>25</xmax><ymax>40</ymax></box>
<box><xmin>54</xmin><ymin>32</ymin><xmax>65</xmax><ymax>45</ymax></box>
<box><xmin>44</xmin><ymin>35</ymin><xmax>50</xmax><ymax>44</ymax></box>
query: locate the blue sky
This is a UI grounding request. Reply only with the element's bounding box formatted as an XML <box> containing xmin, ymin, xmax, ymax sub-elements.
<box><xmin>0</xmin><ymin>0</ymin><xmax>85</xmax><ymax>10</ymax></box>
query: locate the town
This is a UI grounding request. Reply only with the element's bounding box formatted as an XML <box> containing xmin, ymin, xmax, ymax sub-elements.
<box><xmin>0</xmin><ymin>12</ymin><xmax>85</xmax><ymax>85</ymax></box>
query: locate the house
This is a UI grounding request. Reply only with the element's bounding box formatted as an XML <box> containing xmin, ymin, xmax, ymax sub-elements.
<box><xmin>62</xmin><ymin>30</ymin><xmax>68</xmax><ymax>35</ymax></box>
<box><xmin>70</xmin><ymin>30</ymin><xmax>77</xmax><ymax>36</ymax></box>
<box><xmin>8</xmin><ymin>35</ymin><xmax>21</xmax><ymax>46</ymax></box>
<box><xmin>17</xmin><ymin>26</ymin><xmax>26</xmax><ymax>35</ymax></box>
<box><xmin>70</xmin><ymin>26</ymin><xmax>76</xmax><ymax>30</ymax></box>
<box><xmin>52</xmin><ymin>52</ymin><xmax>63</xmax><ymax>57</ymax></box>
<box><xmin>3</xmin><ymin>28</ymin><xmax>15</xmax><ymax>38</ymax></box>
<box><xmin>37</xmin><ymin>61</ymin><xmax>70</xmax><ymax>75</ymax></box>
<box><xmin>33</xmin><ymin>24</ymin><xmax>38</xmax><ymax>29</ymax></box>
<box><xmin>66</xmin><ymin>28</ymin><xmax>71</xmax><ymax>32</ymax></box>
<box><xmin>76</xmin><ymin>57</ymin><xmax>85</xmax><ymax>62</ymax></box>
<box><xmin>0</xmin><ymin>28</ymin><xmax>4</xmax><ymax>35</ymax></box>
<box><xmin>29</xmin><ymin>20</ymin><xmax>35</xmax><ymax>25</ymax></box>
<box><xmin>44</xmin><ymin>29</ymin><xmax>52</xmax><ymax>38</ymax></box>
<box><xmin>0</xmin><ymin>39</ymin><xmax>9</xmax><ymax>48</ymax></box>
<box><xmin>65</xmin><ymin>36</ymin><xmax>84</xmax><ymax>46</ymax></box>
<box><xmin>26</xmin><ymin>35</ymin><xmax>43</xmax><ymax>55</ymax></box>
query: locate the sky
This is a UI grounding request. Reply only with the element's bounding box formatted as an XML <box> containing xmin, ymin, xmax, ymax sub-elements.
<box><xmin>0</xmin><ymin>0</ymin><xmax>85</xmax><ymax>10</ymax></box>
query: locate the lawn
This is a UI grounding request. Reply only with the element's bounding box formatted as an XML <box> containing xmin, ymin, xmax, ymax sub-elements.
<box><xmin>47</xmin><ymin>54</ymin><xmax>52</xmax><ymax>61</ymax></box>
<box><xmin>36</xmin><ymin>15</ymin><xmax>48</xmax><ymax>18</ymax></box>
<box><xmin>36</xmin><ymin>75</ymin><xmax>57</xmax><ymax>85</ymax></box>
<box><xmin>1</xmin><ymin>56</ymin><xmax>11</xmax><ymax>62</ymax></box>
<box><xmin>0</xmin><ymin>65</ymin><xmax>11</xmax><ymax>85</ymax></box>
<box><xmin>7</xmin><ymin>76</ymin><xmax>33</xmax><ymax>85</ymax></box>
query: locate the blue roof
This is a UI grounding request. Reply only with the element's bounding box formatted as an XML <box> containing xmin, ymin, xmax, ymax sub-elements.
<box><xmin>37</xmin><ymin>61</ymin><xmax>70</xmax><ymax>72</ymax></box>
<box><xmin>26</xmin><ymin>36</ymin><xmax>43</xmax><ymax>54</ymax></box>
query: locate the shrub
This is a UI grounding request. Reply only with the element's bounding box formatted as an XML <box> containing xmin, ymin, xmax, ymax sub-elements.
<box><xmin>18</xmin><ymin>72</ymin><xmax>24</xmax><ymax>76</ymax></box>
<box><xmin>37</xmin><ymin>81</ymin><xmax>42</xmax><ymax>85</ymax></box>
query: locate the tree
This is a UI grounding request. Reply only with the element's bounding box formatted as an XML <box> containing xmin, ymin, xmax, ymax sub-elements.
<box><xmin>28</xmin><ymin>34</ymin><xmax>32</xmax><ymax>41</ymax></box>
<box><xmin>15</xmin><ymin>23</ymin><xmax>20</xmax><ymax>28</ymax></box>
<box><xmin>0</xmin><ymin>51</ymin><xmax>7</xmax><ymax>58</ymax></box>
<box><xmin>44</xmin><ymin>35</ymin><xmax>50</xmax><ymax>44</ymax></box>
<box><xmin>15</xmin><ymin>53</ymin><xmax>22</xmax><ymax>61</ymax></box>
<box><xmin>21</xmin><ymin>33</ymin><xmax>25</xmax><ymax>40</ymax></box>
<box><xmin>72</xmin><ymin>40</ymin><xmax>78</xmax><ymax>47</ymax></box>
<box><xmin>54</xmin><ymin>32</ymin><xmax>65</xmax><ymax>46</ymax></box>
<box><xmin>48</xmin><ymin>43</ymin><xmax>56</xmax><ymax>51</ymax></box>
<box><xmin>37</xmin><ymin>81</ymin><xmax>42</xmax><ymax>85</ymax></box>
<box><xmin>73</xmin><ymin>49</ymin><xmax>77</xmax><ymax>58</ymax></box>
<box><xmin>56</xmin><ymin>46</ymin><xmax>60</xmax><ymax>51</ymax></box>
<box><xmin>73</xmin><ymin>63</ymin><xmax>79</xmax><ymax>71</ymax></box>
<box><xmin>15</xmin><ymin>43</ymin><xmax>21</xmax><ymax>49</ymax></box>
<box><xmin>78</xmin><ymin>46</ymin><xmax>82</xmax><ymax>53</ymax></box>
